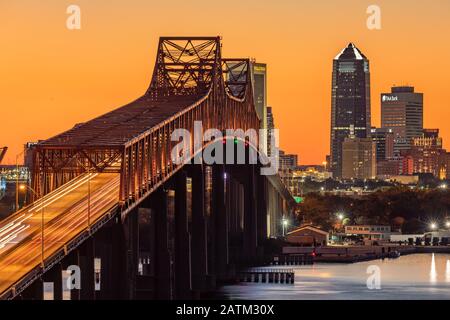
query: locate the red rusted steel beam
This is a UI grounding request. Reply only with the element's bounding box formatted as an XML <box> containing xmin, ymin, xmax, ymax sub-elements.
<box><xmin>32</xmin><ymin>37</ymin><xmax>260</xmax><ymax>209</ymax></box>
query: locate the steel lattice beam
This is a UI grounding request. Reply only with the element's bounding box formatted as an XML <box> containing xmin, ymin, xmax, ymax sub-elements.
<box><xmin>32</xmin><ymin>37</ymin><xmax>260</xmax><ymax>206</ymax></box>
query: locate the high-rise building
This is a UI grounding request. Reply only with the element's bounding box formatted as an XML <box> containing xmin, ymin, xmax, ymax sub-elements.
<box><xmin>371</xmin><ymin>127</ymin><xmax>394</xmax><ymax>161</ymax></box>
<box><xmin>279</xmin><ymin>150</ymin><xmax>298</xmax><ymax>171</ymax></box>
<box><xmin>228</xmin><ymin>61</ymin><xmax>268</xmax><ymax>154</ymax></box>
<box><xmin>446</xmin><ymin>152</ymin><xmax>450</xmax><ymax>180</ymax></box>
<box><xmin>266</xmin><ymin>106</ymin><xmax>275</xmax><ymax>157</ymax></box>
<box><xmin>342</xmin><ymin>138</ymin><xmax>376</xmax><ymax>180</ymax></box>
<box><xmin>381</xmin><ymin>86</ymin><xmax>423</xmax><ymax>154</ymax></box>
<box><xmin>330</xmin><ymin>43</ymin><xmax>371</xmax><ymax>178</ymax></box>
<box><xmin>252</xmin><ymin>62</ymin><xmax>268</xmax><ymax>154</ymax></box>
<box><xmin>403</xmin><ymin>129</ymin><xmax>447</xmax><ymax>178</ymax></box>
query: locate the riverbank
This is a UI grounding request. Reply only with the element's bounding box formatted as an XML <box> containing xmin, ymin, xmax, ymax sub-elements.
<box><xmin>282</xmin><ymin>245</ymin><xmax>450</xmax><ymax>263</ymax></box>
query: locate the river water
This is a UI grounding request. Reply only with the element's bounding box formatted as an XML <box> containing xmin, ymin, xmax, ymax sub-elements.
<box><xmin>218</xmin><ymin>253</ymin><xmax>450</xmax><ymax>300</ymax></box>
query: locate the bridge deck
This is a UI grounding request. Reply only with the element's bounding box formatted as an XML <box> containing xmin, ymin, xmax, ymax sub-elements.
<box><xmin>0</xmin><ymin>173</ymin><xmax>119</xmax><ymax>295</ymax></box>
<box><xmin>39</xmin><ymin>95</ymin><xmax>201</xmax><ymax>148</ymax></box>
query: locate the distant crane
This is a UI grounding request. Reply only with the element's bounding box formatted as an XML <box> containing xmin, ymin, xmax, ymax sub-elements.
<box><xmin>0</xmin><ymin>147</ymin><xmax>7</xmax><ymax>164</ymax></box>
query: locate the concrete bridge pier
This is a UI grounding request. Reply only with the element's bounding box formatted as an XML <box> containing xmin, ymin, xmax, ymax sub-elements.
<box><xmin>174</xmin><ymin>170</ymin><xmax>192</xmax><ymax>299</ymax></box>
<box><xmin>136</xmin><ymin>207</ymin><xmax>155</xmax><ymax>299</ymax></box>
<box><xmin>213</xmin><ymin>165</ymin><xmax>229</xmax><ymax>281</ymax></box>
<box><xmin>243</xmin><ymin>164</ymin><xmax>258</xmax><ymax>262</ymax></box>
<box><xmin>152</xmin><ymin>188</ymin><xmax>172</xmax><ymax>300</ymax></box>
<box><xmin>256</xmin><ymin>171</ymin><xmax>268</xmax><ymax>258</ymax></box>
<box><xmin>188</xmin><ymin>164</ymin><xmax>208</xmax><ymax>295</ymax></box>
<box><xmin>42</xmin><ymin>263</ymin><xmax>63</xmax><ymax>300</ymax></box>
<box><xmin>79</xmin><ymin>237</ymin><xmax>95</xmax><ymax>300</ymax></box>
<box><xmin>122</xmin><ymin>207</ymin><xmax>139</xmax><ymax>299</ymax></box>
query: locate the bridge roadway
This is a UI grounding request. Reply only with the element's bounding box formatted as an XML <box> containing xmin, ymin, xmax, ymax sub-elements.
<box><xmin>0</xmin><ymin>173</ymin><xmax>119</xmax><ymax>294</ymax></box>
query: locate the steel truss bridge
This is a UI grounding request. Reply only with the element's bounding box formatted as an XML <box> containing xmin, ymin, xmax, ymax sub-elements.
<box><xmin>0</xmin><ymin>37</ymin><xmax>294</xmax><ymax>300</ymax></box>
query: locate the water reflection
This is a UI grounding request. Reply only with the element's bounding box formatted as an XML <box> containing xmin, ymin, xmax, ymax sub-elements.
<box><xmin>218</xmin><ymin>254</ymin><xmax>450</xmax><ymax>300</ymax></box>
<box><xmin>446</xmin><ymin>260</ymin><xmax>450</xmax><ymax>283</ymax></box>
<box><xmin>430</xmin><ymin>253</ymin><xmax>437</xmax><ymax>284</ymax></box>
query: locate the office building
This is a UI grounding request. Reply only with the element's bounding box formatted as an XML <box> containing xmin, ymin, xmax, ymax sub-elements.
<box><xmin>342</xmin><ymin>137</ymin><xmax>376</xmax><ymax>179</ymax></box>
<box><xmin>381</xmin><ymin>86</ymin><xmax>423</xmax><ymax>154</ymax></box>
<box><xmin>371</xmin><ymin>127</ymin><xmax>394</xmax><ymax>161</ymax></box>
<box><xmin>403</xmin><ymin>129</ymin><xmax>447</xmax><ymax>178</ymax></box>
<box><xmin>376</xmin><ymin>158</ymin><xmax>401</xmax><ymax>177</ymax></box>
<box><xmin>266</xmin><ymin>106</ymin><xmax>275</xmax><ymax>157</ymax></box>
<box><xmin>446</xmin><ymin>152</ymin><xmax>450</xmax><ymax>180</ymax></box>
<box><xmin>330</xmin><ymin>43</ymin><xmax>371</xmax><ymax>178</ymax></box>
<box><xmin>227</xmin><ymin>61</ymin><xmax>268</xmax><ymax>154</ymax></box>
<box><xmin>279</xmin><ymin>150</ymin><xmax>298</xmax><ymax>171</ymax></box>
<box><xmin>252</xmin><ymin>62</ymin><xmax>268</xmax><ymax>154</ymax></box>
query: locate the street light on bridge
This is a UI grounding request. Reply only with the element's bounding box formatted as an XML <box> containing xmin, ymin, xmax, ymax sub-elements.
<box><xmin>282</xmin><ymin>218</ymin><xmax>289</xmax><ymax>236</ymax></box>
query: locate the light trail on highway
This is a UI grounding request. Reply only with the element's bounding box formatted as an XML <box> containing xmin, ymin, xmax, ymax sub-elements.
<box><xmin>0</xmin><ymin>172</ymin><xmax>120</xmax><ymax>295</ymax></box>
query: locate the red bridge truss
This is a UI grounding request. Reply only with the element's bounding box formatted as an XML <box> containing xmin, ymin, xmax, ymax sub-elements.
<box><xmin>32</xmin><ymin>37</ymin><xmax>260</xmax><ymax>211</ymax></box>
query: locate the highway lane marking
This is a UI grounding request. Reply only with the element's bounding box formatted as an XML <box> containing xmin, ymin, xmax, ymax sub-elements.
<box><xmin>29</xmin><ymin>173</ymin><xmax>100</xmax><ymax>213</ymax></box>
<box><xmin>0</xmin><ymin>173</ymin><xmax>98</xmax><ymax>244</ymax></box>
<box><xmin>0</xmin><ymin>177</ymin><xmax>120</xmax><ymax>258</ymax></box>
<box><xmin>24</xmin><ymin>173</ymin><xmax>91</xmax><ymax>212</ymax></box>
<box><xmin>0</xmin><ymin>175</ymin><xmax>118</xmax><ymax>255</ymax></box>
<box><xmin>0</xmin><ymin>225</ymin><xmax>31</xmax><ymax>249</ymax></box>
<box><xmin>0</xmin><ymin>176</ymin><xmax>120</xmax><ymax>286</ymax></box>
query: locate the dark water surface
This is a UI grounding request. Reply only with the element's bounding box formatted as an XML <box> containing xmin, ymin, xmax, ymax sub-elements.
<box><xmin>218</xmin><ymin>253</ymin><xmax>450</xmax><ymax>300</ymax></box>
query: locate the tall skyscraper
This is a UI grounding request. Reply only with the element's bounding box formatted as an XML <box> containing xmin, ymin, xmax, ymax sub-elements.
<box><xmin>342</xmin><ymin>138</ymin><xmax>376</xmax><ymax>180</ymax></box>
<box><xmin>381</xmin><ymin>86</ymin><xmax>423</xmax><ymax>154</ymax></box>
<box><xmin>227</xmin><ymin>61</ymin><xmax>268</xmax><ymax>154</ymax></box>
<box><xmin>252</xmin><ymin>62</ymin><xmax>268</xmax><ymax>154</ymax></box>
<box><xmin>330</xmin><ymin>43</ymin><xmax>371</xmax><ymax>178</ymax></box>
<box><xmin>266</xmin><ymin>106</ymin><xmax>275</xmax><ymax>157</ymax></box>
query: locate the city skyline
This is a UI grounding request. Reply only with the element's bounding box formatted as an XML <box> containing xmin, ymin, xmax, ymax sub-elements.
<box><xmin>2</xmin><ymin>0</ymin><xmax>450</xmax><ymax>164</ymax></box>
<box><xmin>1</xmin><ymin>2</ymin><xmax>450</xmax><ymax>304</ymax></box>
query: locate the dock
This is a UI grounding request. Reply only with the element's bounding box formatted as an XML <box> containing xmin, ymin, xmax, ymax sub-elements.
<box><xmin>237</xmin><ymin>268</ymin><xmax>295</xmax><ymax>284</ymax></box>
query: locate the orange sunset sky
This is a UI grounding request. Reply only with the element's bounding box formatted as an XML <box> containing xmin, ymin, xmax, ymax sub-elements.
<box><xmin>1</xmin><ymin>0</ymin><xmax>450</xmax><ymax>165</ymax></box>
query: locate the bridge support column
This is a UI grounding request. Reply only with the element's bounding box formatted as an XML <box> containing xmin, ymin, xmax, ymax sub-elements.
<box><xmin>189</xmin><ymin>164</ymin><xmax>208</xmax><ymax>294</ymax></box>
<box><xmin>257</xmin><ymin>171</ymin><xmax>268</xmax><ymax>257</ymax></box>
<box><xmin>19</xmin><ymin>278</ymin><xmax>43</xmax><ymax>300</ymax></box>
<box><xmin>123</xmin><ymin>209</ymin><xmax>139</xmax><ymax>299</ymax></box>
<box><xmin>174</xmin><ymin>171</ymin><xmax>192</xmax><ymax>299</ymax></box>
<box><xmin>110</xmin><ymin>217</ymin><xmax>128</xmax><ymax>299</ymax></box>
<box><xmin>212</xmin><ymin>165</ymin><xmax>228</xmax><ymax>281</ymax></box>
<box><xmin>153</xmin><ymin>188</ymin><xmax>172</xmax><ymax>299</ymax></box>
<box><xmin>136</xmin><ymin>207</ymin><xmax>155</xmax><ymax>299</ymax></box>
<box><xmin>42</xmin><ymin>263</ymin><xmax>63</xmax><ymax>300</ymax></box>
<box><xmin>93</xmin><ymin>220</ymin><xmax>123</xmax><ymax>300</ymax></box>
<box><xmin>243</xmin><ymin>165</ymin><xmax>258</xmax><ymax>261</ymax></box>
<box><xmin>79</xmin><ymin>237</ymin><xmax>95</xmax><ymax>300</ymax></box>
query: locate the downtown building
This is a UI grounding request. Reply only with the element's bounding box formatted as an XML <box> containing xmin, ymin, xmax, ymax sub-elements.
<box><xmin>341</xmin><ymin>137</ymin><xmax>376</xmax><ymax>180</ymax></box>
<box><xmin>252</xmin><ymin>62</ymin><xmax>268</xmax><ymax>155</ymax></box>
<box><xmin>266</xmin><ymin>106</ymin><xmax>276</xmax><ymax>157</ymax></box>
<box><xmin>371</xmin><ymin>127</ymin><xmax>394</xmax><ymax>161</ymax></box>
<box><xmin>227</xmin><ymin>61</ymin><xmax>269</xmax><ymax>154</ymax></box>
<box><xmin>330</xmin><ymin>43</ymin><xmax>371</xmax><ymax>178</ymax></box>
<box><xmin>381</xmin><ymin>86</ymin><xmax>423</xmax><ymax>155</ymax></box>
<box><xmin>402</xmin><ymin>129</ymin><xmax>448</xmax><ymax>178</ymax></box>
<box><xmin>278</xmin><ymin>150</ymin><xmax>298</xmax><ymax>171</ymax></box>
